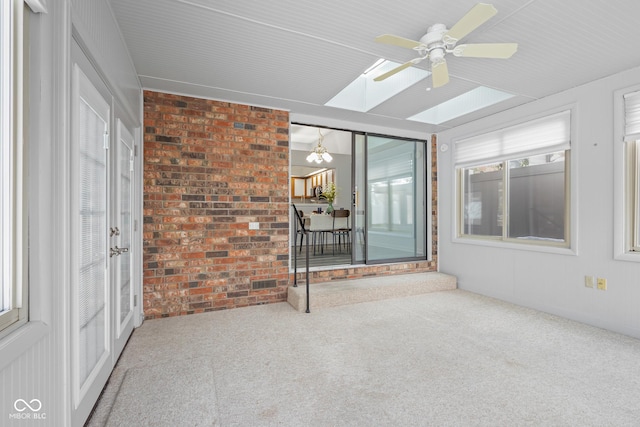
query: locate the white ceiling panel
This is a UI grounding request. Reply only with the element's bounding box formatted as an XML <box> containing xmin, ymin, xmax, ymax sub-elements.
<box><xmin>109</xmin><ymin>0</ymin><xmax>640</xmax><ymax>134</ymax></box>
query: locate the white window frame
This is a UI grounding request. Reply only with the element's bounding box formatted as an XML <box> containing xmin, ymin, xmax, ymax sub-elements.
<box><xmin>631</xmin><ymin>141</ymin><xmax>640</xmax><ymax>251</ymax></box>
<box><xmin>0</xmin><ymin>0</ymin><xmax>28</xmax><ymax>336</ymax></box>
<box><xmin>454</xmin><ymin>110</ymin><xmax>573</xmax><ymax>251</ymax></box>
<box><xmin>617</xmin><ymin>88</ymin><xmax>640</xmax><ymax>259</ymax></box>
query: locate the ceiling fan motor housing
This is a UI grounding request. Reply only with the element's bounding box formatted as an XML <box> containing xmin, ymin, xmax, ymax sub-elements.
<box><xmin>421</xmin><ymin>23</ymin><xmax>448</xmax><ymax>45</ymax></box>
<box><xmin>420</xmin><ymin>23</ymin><xmax>450</xmax><ymax>62</ymax></box>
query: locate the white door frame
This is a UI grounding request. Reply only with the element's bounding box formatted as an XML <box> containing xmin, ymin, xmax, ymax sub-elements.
<box><xmin>69</xmin><ymin>37</ymin><xmax>142</xmax><ymax>426</ymax></box>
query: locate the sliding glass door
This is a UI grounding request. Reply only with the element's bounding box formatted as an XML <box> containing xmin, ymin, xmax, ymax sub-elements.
<box><xmin>364</xmin><ymin>135</ymin><xmax>427</xmax><ymax>262</ymax></box>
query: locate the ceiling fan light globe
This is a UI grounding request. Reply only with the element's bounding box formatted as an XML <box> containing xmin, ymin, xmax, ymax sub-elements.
<box><xmin>430</xmin><ymin>48</ymin><xmax>445</xmax><ymax>63</ymax></box>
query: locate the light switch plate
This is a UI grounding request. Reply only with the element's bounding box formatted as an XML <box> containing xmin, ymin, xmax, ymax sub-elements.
<box><xmin>249</xmin><ymin>222</ymin><xmax>259</xmax><ymax>230</ymax></box>
<box><xmin>585</xmin><ymin>276</ymin><xmax>594</xmax><ymax>288</ymax></box>
<box><xmin>597</xmin><ymin>278</ymin><xmax>607</xmax><ymax>291</ymax></box>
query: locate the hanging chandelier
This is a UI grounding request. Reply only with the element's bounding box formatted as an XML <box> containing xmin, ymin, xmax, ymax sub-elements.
<box><xmin>306</xmin><ymin>129</ymin><xmax>333</xmax><ymax>164</ymax></box>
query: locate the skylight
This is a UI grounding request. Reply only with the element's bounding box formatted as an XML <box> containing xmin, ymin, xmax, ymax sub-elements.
<box><xmin>407</xmin><ymin>86</ymin><xmax>515</xmax><ymax>124</ymax></box>
<box><xmin>325</xmin><ymin>59</ymin><xmax>429</xmax><ymax>112</ymax></box>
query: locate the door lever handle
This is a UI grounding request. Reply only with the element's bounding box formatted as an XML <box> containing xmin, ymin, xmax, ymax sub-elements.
<box><xmin>110</xmin><ymin>246</ymin><xmax>129</xmax><ymax>257</ymax></box>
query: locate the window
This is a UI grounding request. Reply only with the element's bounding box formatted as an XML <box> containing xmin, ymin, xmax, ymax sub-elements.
<box><xmin>624</xmin><ymin>90</ymin><xmax>640</xmax><ymax>252</ymax></box>
<box><xmin>456</xmin><ymin>111</ymin><xmax>571</xmax><ymax>246</ymax></box>
<box><xmin>0</xmin><ymin>0</ymin><xmax>27</xmax><ymax>334</ymax></box>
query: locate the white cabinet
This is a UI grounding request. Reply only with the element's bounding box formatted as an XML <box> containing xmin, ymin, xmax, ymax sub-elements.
<box><xmin>292</xmin><ymin>178</ymin><xmax>305</xmax><ymax>197</ymax></box>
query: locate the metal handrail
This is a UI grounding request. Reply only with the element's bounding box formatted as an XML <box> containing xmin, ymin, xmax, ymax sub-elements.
<box><xmin>292</xmin><ymin>204</ymin><xmax>310</xmax><ymax>313</ymax></box>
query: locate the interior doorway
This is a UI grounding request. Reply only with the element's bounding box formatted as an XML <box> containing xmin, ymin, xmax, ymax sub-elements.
<box><xmin>290</xmin><ymin>124</ymin><xmax>430</xmax><ymax>268</ymax></box>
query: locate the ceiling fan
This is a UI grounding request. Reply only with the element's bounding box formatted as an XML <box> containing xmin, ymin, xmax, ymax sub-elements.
<box><xmin>373</xmin><ymin>3</ymin><xmax>517</xmax><ymax>88</ymax></box>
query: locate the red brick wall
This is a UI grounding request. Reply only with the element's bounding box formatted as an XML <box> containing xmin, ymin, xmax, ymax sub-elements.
<box><xmin>143</xmin><ymin>91</ymin><xmax>290</xmax><ymax>319</ymax></box>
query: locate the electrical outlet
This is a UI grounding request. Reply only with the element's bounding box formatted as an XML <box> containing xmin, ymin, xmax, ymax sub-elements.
<box><xmin>597</xmin><ymin>278</ymin><xmax>607</xmax><ymax>291</ymax></box>
<box><xmin>249</xmin><ymin>222</ymin><xmax>260</xmax><ymax>230</ymax></box>
<box><xmin>585</xmin><ymin>276</ymin><xmax>595</xmax><ymax>288</ymax></box>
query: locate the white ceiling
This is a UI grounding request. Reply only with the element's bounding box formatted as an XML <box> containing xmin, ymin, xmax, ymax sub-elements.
<box><xmin>108</xmin><ymin>0</ymin><xmax>640</xmax><ymax>135</ymax></box>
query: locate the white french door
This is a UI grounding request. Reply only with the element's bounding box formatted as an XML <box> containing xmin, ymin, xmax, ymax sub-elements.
<box><xmin>70</xmin><ymin>42</ymin><xmax>137</xmax><ymax>426</ymax></box>
<box><xmin>112</xmin><ymin>120</ymin><xmax>135</xmax><ymax>358</ymax></box>
<box><xmin>71</xmin><ymin>62</ymin><xmax>112</xmax><ymax>426</ymax></box>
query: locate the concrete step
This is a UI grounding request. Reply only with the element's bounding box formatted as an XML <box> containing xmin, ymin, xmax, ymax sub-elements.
<box><xmin>287</xmin><ymin>272</ymin><xmax>457</xmax><ymax>312</ymax></box>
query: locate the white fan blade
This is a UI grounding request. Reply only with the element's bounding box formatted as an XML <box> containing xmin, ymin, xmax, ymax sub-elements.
<box><xmin>373</xmin><ymin>60</ymin><xmax>416</xmax><ymax>82</ymax></box>
<box><xmin>375</xmin><ymin>34</ymin><xmax>423</xmax><ymax>50</ymax></box>
<box><xmin>445</xmin><ymin>3</ymin><xmax>497</xmax><ymax>42</ymax></box>
<box><xmin>432</xmin><ymin>61</ymin><xmax>450</xmax><ymax>88</ymax></box>
<box><xmin>453</xmin><ymin>43</ymin><xmax>518</xmax><ymax>58</ymax></box>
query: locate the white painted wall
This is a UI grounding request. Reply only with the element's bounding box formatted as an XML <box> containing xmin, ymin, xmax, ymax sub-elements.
<box><xmin>438</xmin><ymin>66</ymin><xmax>640</xmax><ymax>339</ymax></box>
<box><xmin>291</xmin><ymin>112</ymin><xmax>429</xmax><ymax>142</ymax></box>
<box><xmin>0</xmin><ymin>1</ymin><xmax>141</xmax><ymax>425</ymax></box>
<box><xmin>71</xmin><ymin>0</ymin><xmax>141</xmax><ymax>119</ymax></box>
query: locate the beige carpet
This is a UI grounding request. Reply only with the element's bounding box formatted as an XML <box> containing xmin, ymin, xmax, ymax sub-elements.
<box><xmin>105</xmin><ymin>357</ymin><xmax>217</xmax><ymax>426</ymax></box>
<box><xmin>87</xmin><ymin>289</ymin><xmax>640</xmax><ymax>426</ymax></box>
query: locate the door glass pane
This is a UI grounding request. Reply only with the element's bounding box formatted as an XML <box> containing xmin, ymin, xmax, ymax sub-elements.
<box><xmin>508</xmin><ymin>151</ymin><xmax>566</xmax><ymax>241</ymax></box>
<box><xmin>366</xmin><ymin>136</ymin><xmax>426</xmax><ymax>261</ymax></box>
<box><xmin>119</xmin><ymin>138</ymin><xmax>132</xmax><ymax>323</ymax></box>
<box><xmin>78</xmin><ymin>96</ymin><xmax>107</xmax><ymax>387</ymax></box>
<box><xmin>462</xmin><ymin>163</ymin><xmax>503</xmax><ymax>237</ymax></box>
<box><xmin>415</xmin><ymin>142</ymin><xmax>426</xmax><ymax>257</ymax></box>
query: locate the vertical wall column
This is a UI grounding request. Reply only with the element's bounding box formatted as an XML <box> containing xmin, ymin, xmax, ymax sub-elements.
<box><xmin>143</xmin><ymin>91</ymin><xmax>290</xmax><ymax>319</ymax></box>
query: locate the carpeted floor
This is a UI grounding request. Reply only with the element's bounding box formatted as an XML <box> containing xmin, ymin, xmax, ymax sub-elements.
<box><xmin>87</xmin><ymin>289</ymin><xmax>640</xmax><ymax>426</ymax></box>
